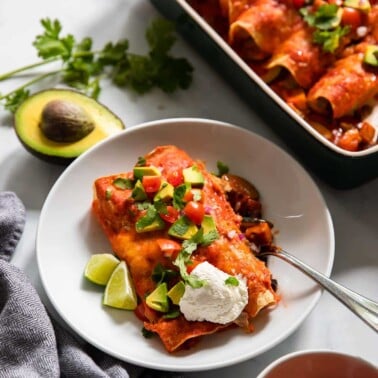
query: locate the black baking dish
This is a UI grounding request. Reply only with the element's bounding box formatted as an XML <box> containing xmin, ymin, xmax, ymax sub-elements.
<box><xmin>150</xmin><ymin>0</ymin><xmax>378</xmax><ymax>189</ymax></box>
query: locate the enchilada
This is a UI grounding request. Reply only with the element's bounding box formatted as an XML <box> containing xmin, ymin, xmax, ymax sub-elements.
<box><xmin>92</xmin><ymin>145</ymin><xmax>278</xmax><ymax>352</ymax></box>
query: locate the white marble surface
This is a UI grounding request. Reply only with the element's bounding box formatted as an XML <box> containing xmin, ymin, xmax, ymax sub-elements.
<box><xmin>0</xmin><ymin>0</ymin><xmax>377</xmax><ymax>376</ymax></box>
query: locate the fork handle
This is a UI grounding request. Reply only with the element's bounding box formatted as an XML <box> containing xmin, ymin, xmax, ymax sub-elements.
<box><xmin>262</xmin><ymin>248</ymin><xmax>378</xmax><ymax>332</ymax></box>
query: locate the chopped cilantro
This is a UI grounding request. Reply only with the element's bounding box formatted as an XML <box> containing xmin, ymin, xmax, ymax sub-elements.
<box><xmin>172</xmin><ymin>225</ymin><xmax>219</xmax><ymax>288</ymax></box>
<box><xmin>136</xmin><ymin>202</ymin><xmax>151</xmax><ymax>211</ymax></box>
<box><xmin>216</xmin><ymin>161</ymin><xmax>229</xmax><ymax>177</ymax></box>
<box><xmin>141</xmin><ymin>327</ymin><xmax>155</xmax><ymax>339</ymax></box>
<box><xmin>135</xmin><ymin>156</ymin><xmax>146</xmax><ymax>167</ymax></box>
<box><xmin>152</xmin><ymin>263</ymin><xmax>178</xmax><ymax>284</ymax></box>
<box><xmin>135</xmin><ymin>204</ymin><xmax>158</xmax><ymax>232</ymax></box>
<box><xmin>225</xmin><ymin>276</ymin><xmax>239</xmax><ymax>286</ymax></box>
<box><xmin>173</xmin><ymin>183</ymin><xmax>190</xmax><ymax>209</ymax></box>
<box><xmin>154</xmin><ymin>199</ymin><xmax>168</xmax><ymax>215</ymax></box>
<box><xmin>163</xmin><ymin>309</ymin><xmax>181</xmax><ymax>319</ymax></box>
<box><xmin>313</xmin><ymin>26</ymin><xmax>350</xmax><ymax>53</ymax></box>
<box><xmin>113</xmin><ymin>177</ymin><xmax>134</xmax><ymax>190</ymax></box>
<box><xmin>300</xmin><ymin>4</ymin><xmax>349</xmax><ymax>52</ymax></box>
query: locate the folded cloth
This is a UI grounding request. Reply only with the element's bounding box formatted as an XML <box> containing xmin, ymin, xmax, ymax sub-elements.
<box><xmin>0</xmin><ymin>192</ymin><xmax>156</xmax><ymax>378</ymax></box>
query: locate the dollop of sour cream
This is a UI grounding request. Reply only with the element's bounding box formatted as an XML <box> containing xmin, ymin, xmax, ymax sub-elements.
<box><xmin>179</xmin><ymin>261</ymin><xmax>248</xmax><ymax>324</ymax></box>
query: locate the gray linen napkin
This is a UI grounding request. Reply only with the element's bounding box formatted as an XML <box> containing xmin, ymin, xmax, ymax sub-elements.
<box><xmin>0</xmin><ymin>192</ymin><xmax>156</xmax><ymax>378</ymax></box>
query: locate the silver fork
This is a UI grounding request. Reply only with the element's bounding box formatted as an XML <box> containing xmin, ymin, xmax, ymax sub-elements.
<box><xmin>260</xmin><ymin>248</ymin><xmax>378</xmax><ymax>332</ymax></box>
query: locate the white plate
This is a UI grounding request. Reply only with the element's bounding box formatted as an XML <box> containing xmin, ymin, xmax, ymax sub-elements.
<box><xmin>37</xmin><ymin>118</ymin><xmax>334</xmax><ymax>372</ymax></box>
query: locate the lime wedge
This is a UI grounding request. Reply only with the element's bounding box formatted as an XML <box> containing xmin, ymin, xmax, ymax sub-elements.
<box><xmin>103</xmin><ymin>261</ymin><xmax>137</xmax><ymax>310</ymax></box>
<box><xmin>84</xmin><ymin>253</ymin><xmax>120</xmax><ymax>285</ymax></box>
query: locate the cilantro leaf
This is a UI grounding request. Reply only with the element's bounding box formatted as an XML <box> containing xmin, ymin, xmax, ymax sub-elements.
<box><xmin>172</xmin><ymin>224</ymin><xmax>219</xmax><ymax>288</ymax></box>
<box><xmin>113</xmin><ymin>177</ymin><xmax>134</xmax><ymax>190</ymax></box>
<box><xmin>300</xmin><ymin>5</ymin><xmax>349</xmax><ymax>53</ymax></box>
<box><xmin>135</xmin><ymin>204</ymin><xmax>158</xmax><ymax>232</ymax></box>
<box><xmin>225</xmin><ymin>276</ymin><xmax>239</xmax><ymax>286</ymax></box>
<box><xmin>173</xmin><ymin>183</ymin><xmax>190</xmax><ymax>209</ymax></box>
<box><xmin>33</xmin><ymin>18</ymin><xmax>74</xmax><ymax>60</ymax></box>
<box><xmin>157</xmin><ymin>57</ymin><xmax>193</xmax><ymax>93</ymax></box>
<box><xmin>3</xmin><ymin>89</ymin><xmax>30</xmax><ymax>113</ymax></box>
<box><xmin>98</xmin><ymin>40</ymin><xmax>129</xmax><ymax>66</ymax></box>
<box><xmin>146</xmin><ymin>18</ymin><xmax>176</xmax><ymax>57</ymax></box>
<box><xmin>135</xmin><ymin>156</ymin><xmax>146</xmax><ymax>167</ymax></box>
<box><xmin>141</xmin><ymin>327</ymin><xmax>155</xmax><ymax>339</ymax></box>
<box><xmin>152</xmin><ymin>263</ymin><xmax>178</xmax><ymax>284</ymax></box>
<box><xmin>300</xmin><ymin>4</ymin><xmax>341</xmax><ymax>30</ymax></box>
<box><xmin>113</xmin><ymin>54</ymin><xmax>155</xmax><ymax>94</ymax></box>
<box><xmin>216</xmin><ymin>161</ymin><xmax>229</xmax><ymax>177</ymax></box>
<box><xmin>154</xmin><ymin>199</ymin><xmax>168</xmax><ymax>215</ymax></box>
<box><xmin>174</xmin><ymin>254</ymin><xmax>205</xmax><ymax>288</ymax></box>
<box><xmin>313</xmin><ymin>26</ymin><xmax>350</xmax><ymax>53</ymax></box>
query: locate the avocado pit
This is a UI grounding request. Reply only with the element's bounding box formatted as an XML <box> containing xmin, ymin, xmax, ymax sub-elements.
<box><xmin>40</xmin><ymin>99</ymin><xmax>95</xmax><ymax>143</ymax></box>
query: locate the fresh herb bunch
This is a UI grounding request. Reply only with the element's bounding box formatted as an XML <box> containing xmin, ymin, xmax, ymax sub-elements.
<box><xmin>0</xmin><ymin>18</ymin><xmax>193</xmax><ymax>113</ymax></box>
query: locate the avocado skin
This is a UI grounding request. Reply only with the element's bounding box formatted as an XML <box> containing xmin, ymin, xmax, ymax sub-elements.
<box><xmin>16</xmin><ymin>137</ymin><xmax>77</xmax><ymax>165</ymax></box>
<box><xmin>14</xmin><ymin>89</ymin><xmax>125</xmax><ymax>165</ymax></box>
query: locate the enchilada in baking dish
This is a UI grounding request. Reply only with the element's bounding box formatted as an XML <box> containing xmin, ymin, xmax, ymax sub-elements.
<box><xmin>188</xmin><ymin>0</ymin><xmax>378</xmax><ymax>152</ymax></box>
<box><xmin>92</xmin><ymin>145</ymin><xmax>278</xmax><ymax>352</ymax></box>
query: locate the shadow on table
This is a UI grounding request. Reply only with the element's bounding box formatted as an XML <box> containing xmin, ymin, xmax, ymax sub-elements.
<box><xmin>0</xmin><ymin>148</ymin><xmax>65</xmax><ymax>210</ymax></box>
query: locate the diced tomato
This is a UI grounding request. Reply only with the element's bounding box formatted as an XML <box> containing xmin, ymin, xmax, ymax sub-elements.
<box><xmin>186</xmin><ymin>260</ymin><xmax>201</xmax><ymax>274</ymax></box>
<box><xmin>157</xmin><ymin>238</ymin><xmax>182</xmax><ymax>260</ymax></box>
<box><xmin>336</xmin><ymin>129</ymin><xmax>361</xmax><ymax>151</ymax></box>
<box><xmin>183</xmin><ymin>190</ymin><xmax>194</xmax><ymax>202</ymax></box>
<box><xmin>134</xmin><ymin>303</ymin><xmax>147</xmax><ymax>321</ymax></box>
<box><xmin>359</xmin><ymin>121</ymin><xmax>375</xmax><ymax>144</ymax></box>
<box><xmin>134</xmin><ymin>302</ymin><xmax>159</xmax><ymax>322</ymax></box>
<box><xmin>166</xmin><ymin>170</ymin><xmax>184</xmax><ymax>187</ymax></box>
<box><xmin>142</xmin><ymin>175</ymin><xmax>162</xmax><ymax>193</ymax></box>
<box><xmin>183</xmin><ymin>201</ymin><xmax>205</xmax><ymax>224</ymax></box>
<box><xmin>341</xmin><ymin>7</ymin><xmax>363</xmax><ymax>29</ymax></box>
<box><xmin>159</xmin><ymin>205</ymin><xmax>180</xmax><ymax>223</ymax></box>
<box><xmin>183</xmin><ymin>188</ymin><xmax>202</xmax><ymax>203</ymax></box>
<box><xmin>292</xmin><ymin>0</ymin><xmax>305</xmax><ymax>9</ymax></box>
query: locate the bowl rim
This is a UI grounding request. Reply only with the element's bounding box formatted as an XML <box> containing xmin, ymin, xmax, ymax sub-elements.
<box><xmin>256</xmin><ymin>349</ymin><xmax>378</xmax><ymax>377</ymax></box>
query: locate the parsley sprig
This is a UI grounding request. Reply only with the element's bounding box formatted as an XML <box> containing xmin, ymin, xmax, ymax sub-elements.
<box><xmin>300</xmin><ymin>4</ymin><xmax>350</xmax><ymax>53</ymax></box>
<box><xmin>0</xmin><ymin>18</ymin><xmax>193</xmax><ymax>113</ymax></box>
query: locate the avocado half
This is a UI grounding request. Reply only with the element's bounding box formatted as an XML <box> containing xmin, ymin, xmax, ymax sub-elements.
<box><xmin>14</xmin><ymin>89</ymin><xmax>125</xmax><ymax>165</ymax></box>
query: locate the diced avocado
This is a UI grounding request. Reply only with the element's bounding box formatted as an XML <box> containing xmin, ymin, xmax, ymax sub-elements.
<box><xmin>183</xmin><ymin>166</ymin><xmax>204</xmax><ymax>187</ymax></box>
<box><xmin>137</xmin><ymin>216</ymin><xmax>165</xmax><ymax>232</ymax></box>
<box><xmin>167</xmin><ymin>281</ymin><xmax>185</xmax><ymax>305</ymax></box>
<box><xmin>131</xmin><ymin>180</ymin><xmax>147</xmax><ymax>201</ymax></box>
<box><xmin>344</xmin><ymin>0</ymin><xmax>370</xmax><ymax>11</ymax></box>
<box><xmin>201</xmin><ymin>215</ymin><xmax>217</xmax><ymax>234</ymax></box>
<box><xmin>364</xmin><ymin>45</ymin><xmax>378</xmax><ymax>67</ymax></box>
<box><xmin>146</xmin><ymin>282</ymin><xmax>169</xmax><ymax>312</ymax></box>
<box><xmin>154</xmin><ymin>182</ymin><xmax>174</xmax><ymax>202</ymax></box>
<box><xmin>168</xmin><ymin>216</ymin><xmax>198</xmax><ymax>240</ymax></box>
<box><xmin>135</xmin><ymin>213</ymin><xmax>165</xmax><ymax>233</ymax></box>
<box><xmin>133</xmin><ymin>166</ymin><xmax>161</xmax><ymax>180</ymax></box>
